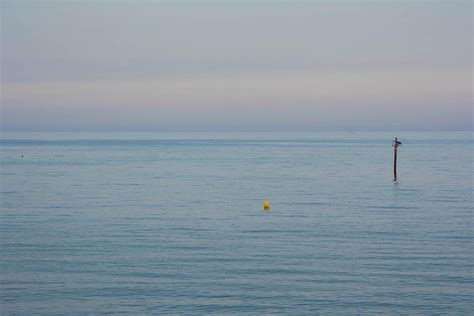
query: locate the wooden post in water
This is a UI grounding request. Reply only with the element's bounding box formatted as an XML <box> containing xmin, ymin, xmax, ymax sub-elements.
<box><xmin>393</xmin><ymin>137</ymin><xmax>401</xmax><ymax>180</ymax></box>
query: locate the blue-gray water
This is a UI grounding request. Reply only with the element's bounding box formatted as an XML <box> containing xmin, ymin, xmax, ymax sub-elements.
<box><xmin>1</xmin><ymin>132</ymin><xmax>472</xmax><ymax>314</ymax></box>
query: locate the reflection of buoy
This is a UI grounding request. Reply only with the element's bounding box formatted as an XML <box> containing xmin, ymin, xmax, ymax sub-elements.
<box><xmin>263</xmin><ymin>200</ymin><xmax>270</xmax><ymax>211</ymax></box>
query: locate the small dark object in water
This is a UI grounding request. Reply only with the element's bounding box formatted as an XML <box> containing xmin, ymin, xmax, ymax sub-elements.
<box><xmin>393</xmin><ymin>137</ymin><xmax>401</xmax><ymax>181</ymax></box>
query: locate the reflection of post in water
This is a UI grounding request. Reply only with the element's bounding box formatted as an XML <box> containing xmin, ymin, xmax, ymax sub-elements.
<box><xmin>393</xmin><ymin>137</ymin><xmax>402</xmax><ymax>181</ymax></box>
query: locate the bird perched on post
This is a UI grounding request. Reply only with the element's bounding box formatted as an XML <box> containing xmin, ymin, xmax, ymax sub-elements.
<box><xmin>393</xmin><ymin>138</ymin><xmax>402</xmax><ymax>147</ymax></box>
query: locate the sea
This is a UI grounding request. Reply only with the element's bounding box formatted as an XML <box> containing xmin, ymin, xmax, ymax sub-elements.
<box><xmin>1</xmin><ymin>132</ymin><xmax>472</xmax><ymax>314</ymax></box>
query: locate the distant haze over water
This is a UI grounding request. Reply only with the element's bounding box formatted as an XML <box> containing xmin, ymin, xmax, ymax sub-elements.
<box><xmin>1</xmin><ymin>1</ymin><xmax>472</xmax><ymax>131</ymax></box>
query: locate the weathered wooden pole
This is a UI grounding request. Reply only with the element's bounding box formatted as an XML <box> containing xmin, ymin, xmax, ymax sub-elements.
<box><xmin>393</xmin><ymin>137</ymin><xmax>401</xmax><ymax>180</ymax></box>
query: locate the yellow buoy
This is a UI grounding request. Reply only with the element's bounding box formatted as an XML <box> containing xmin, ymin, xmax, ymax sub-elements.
<box><xmin>263</xmin><ymin>200</ymin><xmax>270</xmax><ymax>211</ymax></box>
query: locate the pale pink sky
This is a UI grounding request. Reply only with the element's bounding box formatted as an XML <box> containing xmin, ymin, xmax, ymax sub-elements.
<box><xmin>1</xmin><ymin>1</ymin><xmax>472</xmax><ymax>131</ymax></box>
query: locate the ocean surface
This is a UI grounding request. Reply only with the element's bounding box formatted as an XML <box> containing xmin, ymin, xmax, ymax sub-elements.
<box><xmin>1</xmin><ymin>132</ymin><xmax>472</xmax><ymax>314</ymax></box>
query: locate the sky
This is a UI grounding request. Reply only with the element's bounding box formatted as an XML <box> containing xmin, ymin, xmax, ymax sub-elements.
<box><xmin>1</xmin><ymin>0</ymin><xmax>472</xmax><ymax>132</ymax></box>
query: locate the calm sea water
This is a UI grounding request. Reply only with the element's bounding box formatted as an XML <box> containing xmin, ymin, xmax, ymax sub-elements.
<box><xmin>1</xmin><ymin>132</ymin><xmax>472</xmax><ymax>314</ymax></box>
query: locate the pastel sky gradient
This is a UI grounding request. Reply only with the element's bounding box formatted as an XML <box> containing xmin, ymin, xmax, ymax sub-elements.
<box><xmin>1</xmin><ymin>0</ymin><xmax>472</xmax><ymax>131</ymax></box>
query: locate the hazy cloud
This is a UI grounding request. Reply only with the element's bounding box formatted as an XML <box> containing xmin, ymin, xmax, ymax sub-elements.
<box><xmin>1</xmin><ymin>1</ymin><xmax>472</xmax><ymax>131</ymax></box>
